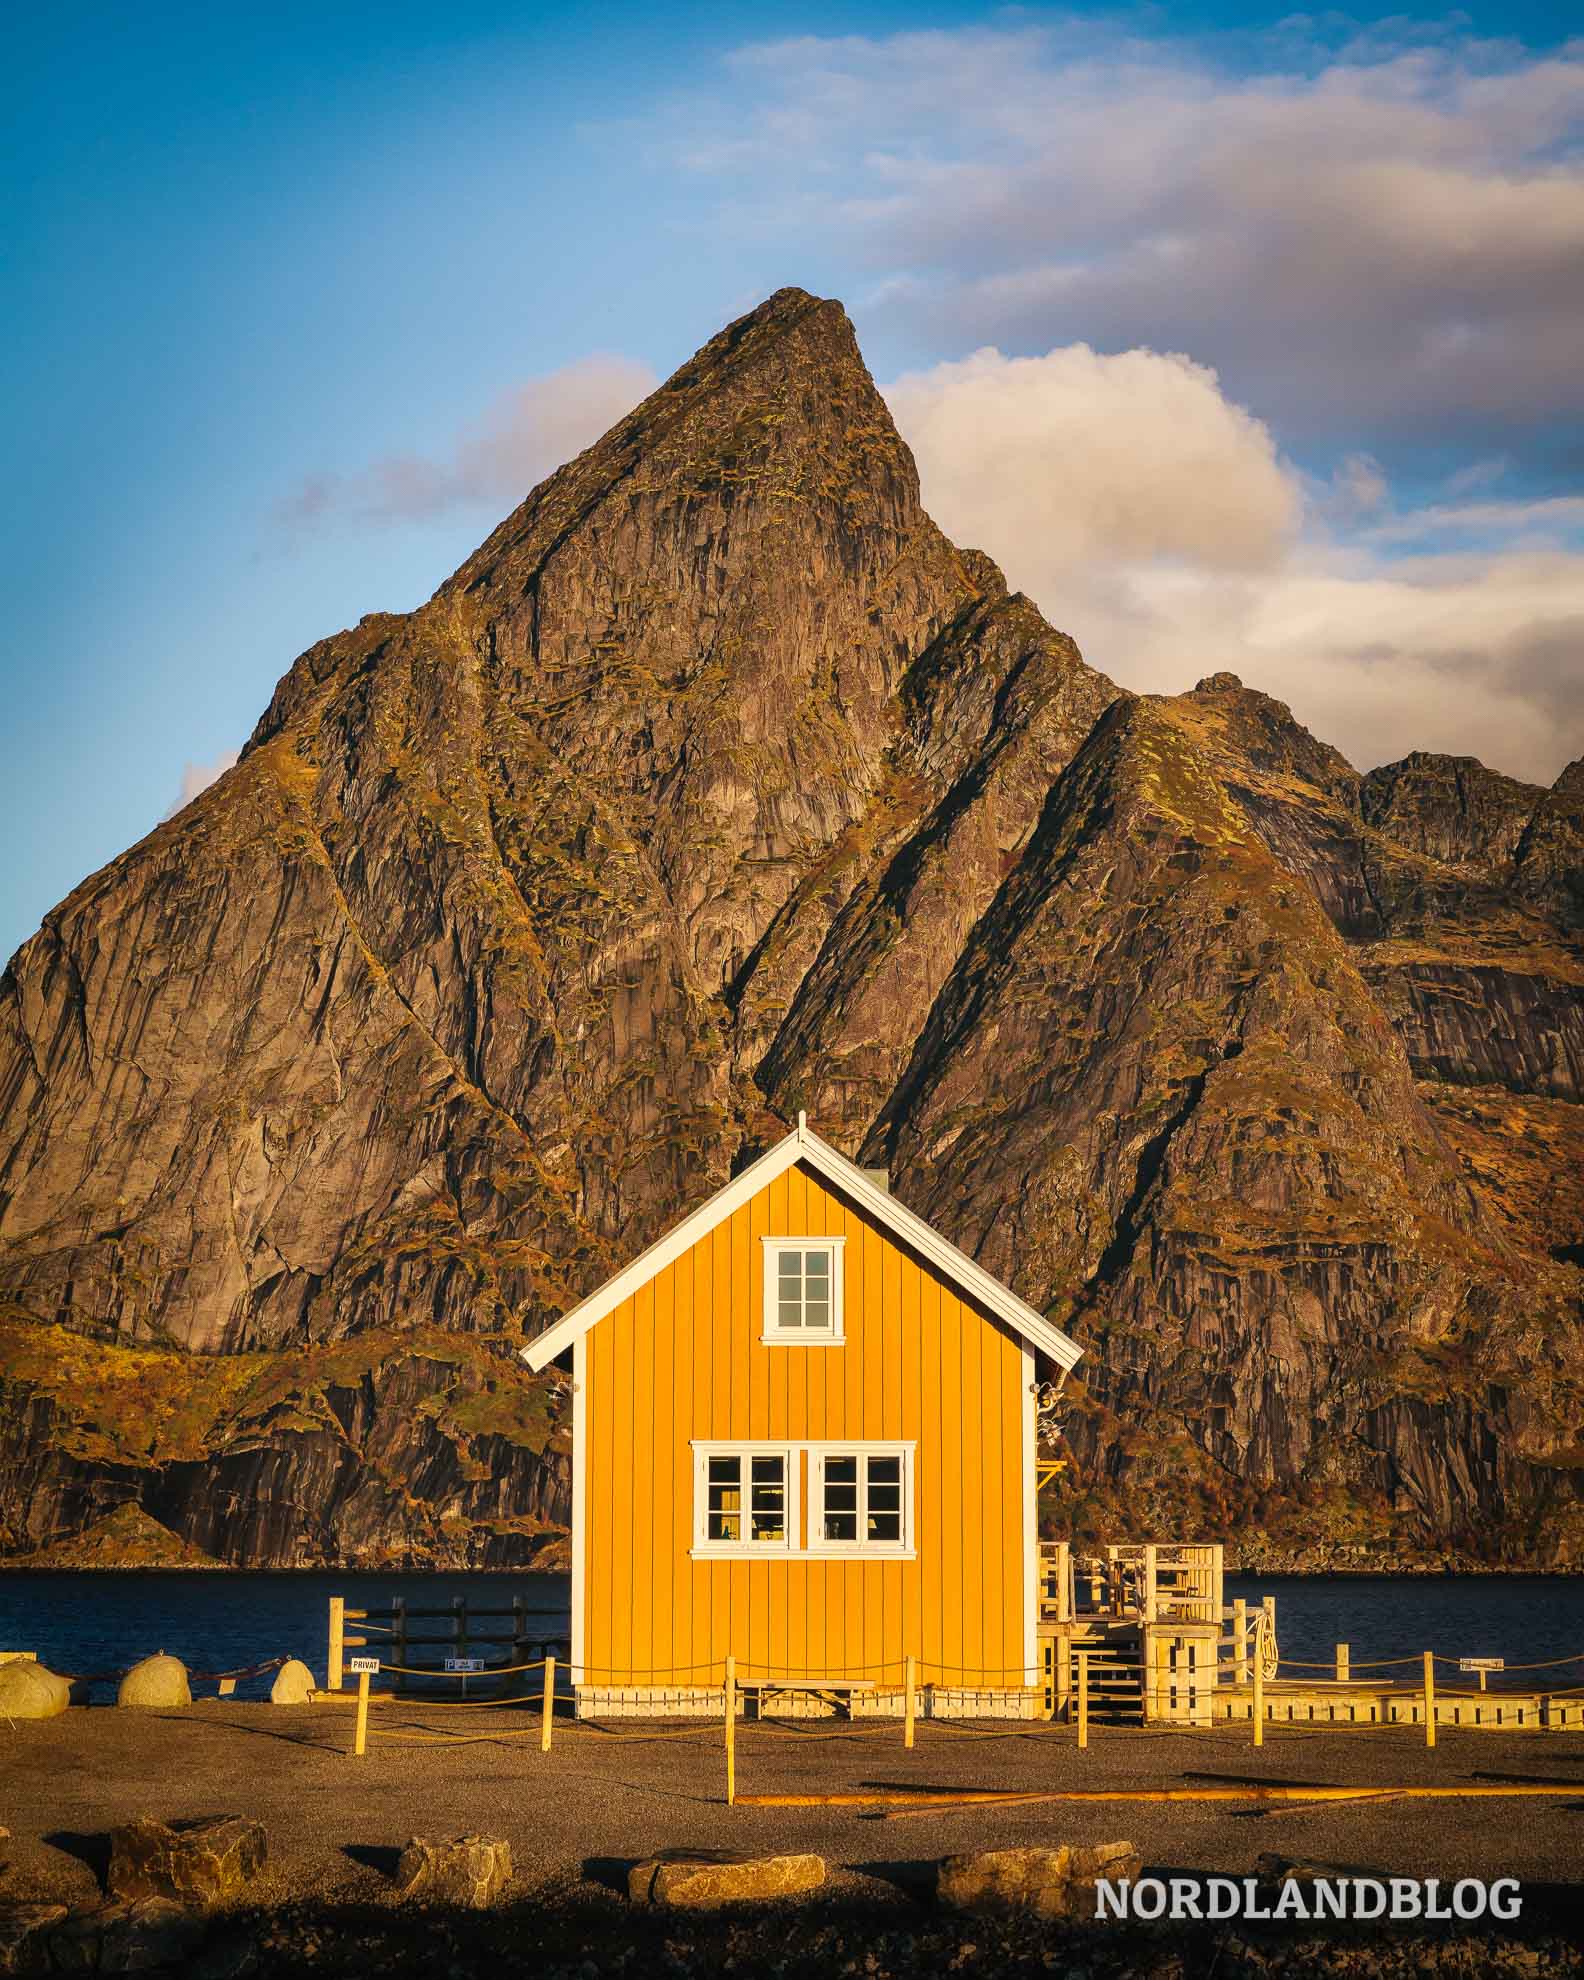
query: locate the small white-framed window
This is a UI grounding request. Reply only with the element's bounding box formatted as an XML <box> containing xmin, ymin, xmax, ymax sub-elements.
<box><xmin>691</xmin><ymin>1444</ymin><xmax>797</xmax><ymax>1556</ymax></box>
<box><xmin>809</xmin><ymin>1444</ymin><xmax>914</xmax><ymax>1555</ymax></box>
<box><xmin>761</xmin><ymin>1237</ymin><xmax>845</xmax><ymax>1343</ymax></box>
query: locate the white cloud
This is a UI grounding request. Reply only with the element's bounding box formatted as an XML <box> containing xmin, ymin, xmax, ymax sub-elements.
<box><xmin>885</xmin><ymin>344</ymin><xmax>1300</xmax><ymax>575</ymax></box>
<box><xmin>277</xmin><ymin>355</ymin><xmax>658</xmax><ymax>531</ymax></box>
<box><xmin>886</xmin><ymin>345</ymin><xmax>1584</xmax><ymax>784</ymax></box>
<box><xmin>167</xmin><ymin>751</ymin><xmax>238</xmax><ymax>818</ymax></box>
<box><xmin>652</xmin><ymin>25</ymin><xmax>1584</xmax><ymax>441</ymax></box>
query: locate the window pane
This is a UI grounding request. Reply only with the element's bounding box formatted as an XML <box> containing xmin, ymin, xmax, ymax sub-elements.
<box><xmin>868</xmin><ymin>1484</ymin><xmax>901</xmax><ymax>1512</ymax></box>
<box><xmin>708</xmin><ymin>1456</ymin><xmax>740</xmax><ymax>1484</ymax></box>
<box><xmin>803</xmin><ymin>1298</ymin><xmax>829</xmax><ymax>1329</ymax></box>
<box><xmin>779</xmin><ymin>1252</ymin><xmax>801</xmax><ymax>1281</ymax></box>
<box><xmin>824</xmin><ymin>1484</ymin><xmax>858</xmax><ymax>1512</ymax></box>
<box><xmin>777</xmin><ymin>1296</ymin><xmax>803</xmax><ymax>1328</ymax></box>
<box><xmin>824</xmin><ymin>1513</ymin><xmax>858</xmax><ymax>1540</ymax></box>
<box><xmin>867</xmin><ymin>1509</ymin><xmax>901</xmax><ymax>1540</ymax></box>
<box><xmin>708</xmin><ymin>1510</ymin><xmax>741</xmax><ymax>1541</ymax></box>
<box><xmin>826</xmin><ymin>1456</ymin><xmax>857</xmax><ymax>1483</ymax></box>
<box><xmin>867</xmin><ymin>1456</ymin><xmax>901</xmax><ymax>1484</ymax></box>
<box><xmin>751</xmin><ymin>1455</ymin><xmax>782</xmax><ymax>1484</ymax></box>
<box><xmin>804</xmin><ymin>1252</ymin><xmax>828</xmax><ymax>1281</ymax></box>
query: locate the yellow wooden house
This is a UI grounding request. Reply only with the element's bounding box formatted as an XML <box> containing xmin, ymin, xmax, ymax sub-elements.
<box><xmin>521</xmin><ymin>1114</ymin><xmax>1082</xmax><ymax>1717</ymax></box>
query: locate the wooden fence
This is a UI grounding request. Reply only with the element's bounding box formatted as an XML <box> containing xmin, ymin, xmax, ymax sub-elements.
<box><xmin>327</xmin><ymin>1594</ymin><xmax>569</xmax><ymax>1694</ymax></box>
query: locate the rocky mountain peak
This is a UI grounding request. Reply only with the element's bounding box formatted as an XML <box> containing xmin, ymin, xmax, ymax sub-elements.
<box><xmin>1360</xmin><ymin>751</ymin><xmax>1545</xmax><ymax>874</ymax></box>
<box><xmin>1</xmin><ymin>290</ymin><xmax>1580</xmax><ymax>1573</ymax></box>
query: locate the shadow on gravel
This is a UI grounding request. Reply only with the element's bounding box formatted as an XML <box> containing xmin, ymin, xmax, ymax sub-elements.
<box><xmin>581</xmin><ymin>1856</ymin><xmax>638</xmax><ymax>1896</ymax></box>
<box><xmin>848</xmin><ymin>1859</ymin><xmax>936</xmax><ymax>1899</ymax></box>
<box><xmin>42</xmin><ymin>1829</ymin><xmax>110</xmax><ymax>1890</ymax></box>
<box><xmin>341</xmin><ymin>1844</ymin><xmax>404</xmax><ymax>1879</ymax></box>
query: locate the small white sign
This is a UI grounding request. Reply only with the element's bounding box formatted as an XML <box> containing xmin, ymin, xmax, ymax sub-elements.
<box><xmin>348</xmin><ymin>1656</ymin><xmax>380</xmax><ymax>1675</ymax></box>
<box><xmin>1459</xmin><ymin>1657</ymin><xmax>1504</xmax><ymax>1671</ymax></box>
<box><xmin>444</xmin><ymin>1657</ymin><xmax>485</xmax><ymax>1673</ymax></box>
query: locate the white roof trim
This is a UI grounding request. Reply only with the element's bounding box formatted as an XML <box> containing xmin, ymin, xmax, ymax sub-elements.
<box><xmin>520</xmin><ymin>1114</ymin><xmax>1082</xmax><ymax>1374</ymax></box>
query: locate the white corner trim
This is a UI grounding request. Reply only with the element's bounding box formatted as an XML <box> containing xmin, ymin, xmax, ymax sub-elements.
<box><xmin>571</xmin><ymin>1335</ymin><xmax>586</xmax><ymax>1685</ymax></box>
<box><xmin>1021</xmin><ymin>1341</ymin><xmax>1037</xmax><ymax>1686</ymax></box>
<box><xmin>520</xmin><ymin>1117</ymin><xmax>1082</xmax><ymax>1372</ymax></box>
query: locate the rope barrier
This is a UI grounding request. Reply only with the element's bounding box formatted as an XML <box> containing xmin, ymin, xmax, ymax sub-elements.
<box><xmin>738</xmin><ymin>1722</ymin><xmax>881</xmax><ymax>1743</ymax></box>
<box><xmin>573</xmin><ymin>1721</ymin><xmax>724</xmax><ymax>1743</ymax></box>
<box><xmin>918</xmin><ymin>1720</ymin><xmax>1059</xmax><ymax>1741</ymax></box>
<box><xmin>367</xmin><ymin>1727</ymin><xmax>549</xmax><ymax>1747</ymax></box>
<box><xmin>375</xmin><ymin>1657</ymin><xmax>547</xmax><ymax>1677</ymax></box>
<box><xmin>62</xmin><ymin>1654</ymin><xmax>290</xmax><ymax>1685</ymax></box>
<box><xmin>360</xmin><ymin>1686</ymin><xmax>550</xmax><ymax>1702</ymax></box>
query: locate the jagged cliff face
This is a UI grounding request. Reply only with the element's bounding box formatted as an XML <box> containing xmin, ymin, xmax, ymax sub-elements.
<box><xmin>1</xmin><ymin>290</ymin><xmax>1580</xmax><ymax>1569</ymax></box>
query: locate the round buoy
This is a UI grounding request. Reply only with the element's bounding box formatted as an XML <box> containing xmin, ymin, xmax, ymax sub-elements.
<box><xmin>117</xmin><ymin>1652</ymin><xmax>192</xmax><ymax>1708</ymax></box>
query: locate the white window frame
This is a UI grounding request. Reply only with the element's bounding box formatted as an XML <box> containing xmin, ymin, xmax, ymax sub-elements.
<box><xmin>760</xmin><ymin>1236</ymin><xmax>846</xmax><ymax>1345</ymax></box>
<box><xmin>690</xmin><ymin>1442</ymin><xmax>799</xmax><ymax>1558</ymax></box>
<box><xmin>807</xmin><ymin>1442</ymin><xmax>915</xmax><ymax>1558</ymax></box>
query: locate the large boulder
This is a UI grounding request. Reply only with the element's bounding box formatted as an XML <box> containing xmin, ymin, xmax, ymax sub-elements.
<box><xmin>936</xmin><ymin>1842</ymin><xmax>1141</xmax><ymax>1920</ymax></box>
<box><xmin>0</xmin><ymin>1661</ymin><xmax>70</xmax><ymax>1721</ymax></box>
<box><xmin>108</xmin><ymin>1816</ymin><xmax>266</xmax><ymax>1910</ymax></box>
<box><xmin>46</xmin><ymin>1898</ymin><xmax>201</xmax><ymax>1973</ymax></box>
<box><xmin>628</xmin><ymin>1850</ymin><xmax>828</xmax><ymax>1908</ymax></box>
<box><xmin>0</xmin><ymin>1905</ymin><xmax>68</xmax><ymax>1976</ymax></box>
<box><xmin>393</xmin><ymin>1835</ymin><xmax>512</xmax><ymax>1909</ymax></box>
<box><xmin>116</xmin><ymin>1655</ymin><xmax>191</xmax><ymax>1709</ymax></box>
<box><xmin>269</xmin><ymin>1659</ymin><xmax>315</xmax><ymax>1705</ymax></box>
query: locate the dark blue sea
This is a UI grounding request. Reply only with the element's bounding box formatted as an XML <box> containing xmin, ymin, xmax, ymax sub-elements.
<box><xmin>1</xmin><ymin>1571</ymin><xmax>1581</xmax><ymax>1698</ymax></box>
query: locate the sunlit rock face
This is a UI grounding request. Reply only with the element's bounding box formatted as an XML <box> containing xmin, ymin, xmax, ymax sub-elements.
<box><xmin>0</xmin><ymin>290</ymin><xmax>1580</xmax><ymax>1569</ymax></box>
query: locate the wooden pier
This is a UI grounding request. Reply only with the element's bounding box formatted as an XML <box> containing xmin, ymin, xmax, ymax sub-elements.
<box><xmin>1034</xmin><ymin>1543</ymin><xmax>1584</xmax><ymax>1735</ymax></box>
<box><xmin>1038</xmin><ymin>1542</ymin><xmax>1239</xmax><ymax>1726</ymax></box>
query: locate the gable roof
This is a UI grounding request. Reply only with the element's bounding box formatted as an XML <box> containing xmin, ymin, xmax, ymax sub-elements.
<box><xmin>520</xmin><ymin>1114</ymin><xmax>1082</xmax><ymax>1373</ymax></box>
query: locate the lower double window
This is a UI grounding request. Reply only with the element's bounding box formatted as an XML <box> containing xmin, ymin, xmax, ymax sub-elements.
<box><xmin>691</xmin><ymin>1442</ymin><xmax>914</xmax><ymax>1558</ymax></box>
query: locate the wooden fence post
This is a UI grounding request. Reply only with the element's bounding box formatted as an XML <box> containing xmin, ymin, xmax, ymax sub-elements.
<box><xmin>541</xmin><ymin>1654</ymin><xmax>555</xmax><ymax>1752</ymax></box>
<box><xmin>724</xmin><ymin>1655</ymin><xmax>737</xmax><ymax>1806</ymax></box>
<box><xmin>352</xmin><ymin>1668</ymin><xmax>370</xmax><ymax>1758</ymax></box>
<box><xmin>1423</xmin><ymin>1652</ymin><xmax>1436</xmax><ymax>1749</ymax></box>
<box><xmin>1336</xmin><ymin>1642</ymin><xmax>1349</xmax><ymax>1684</ymax></box>
<box><xmin>328</xmin><ymin>1596</ymin><xmax>345</xmax><ymax>1693</ymax></box>
<box><xmin>1252</xmin><ymin>1642</ymin><xmax>1264</xmax><ymax>1747</ymax></box>
<box><xmin>1233</xmin><ymin>1599</ymin><xmax>1248</xmax><ymax>1687</ymax></box>
<box><xmin>392</xmin><ymin>1596</ymin><xmax>407</xmax><ymax>1697</ymax></box>
<box><xmin>511</xmin><ymin>1596</ymin><xmax>528</xmax><ymax>1697</ymax></box>
<box><xmin>904</xmin><ymin>1655</ymin><xmax>916</xmax><ymax>1749</ymax></box>
<box><xmin>1077</xmin><ymin>1650</ymin><xmax>1089</xmax><ymax>1750</ymax></box>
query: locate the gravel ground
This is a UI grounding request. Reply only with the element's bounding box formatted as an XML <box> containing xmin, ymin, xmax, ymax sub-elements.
<box><xmin>3</xmin><ymin>1702</ymin><xmax>1582</xmax><ymax>1974</ymax></box>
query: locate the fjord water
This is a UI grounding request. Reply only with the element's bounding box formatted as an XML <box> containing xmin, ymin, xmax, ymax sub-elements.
<box><xmin>0</xmin><ymin>1571</ymin><xmax>573</xmax><ymax>1695</ymax></box>
<box><xmin>1</xmin><ymin>1573</ymin><xmax>1581</xmax><ymax>1695</ymax></box>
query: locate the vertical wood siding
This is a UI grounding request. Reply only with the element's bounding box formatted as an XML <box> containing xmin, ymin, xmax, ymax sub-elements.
<box><xmin>582</xmin><ymin>1161</ymin><xmax>1028</xmax><ymax>1688</ymax></box>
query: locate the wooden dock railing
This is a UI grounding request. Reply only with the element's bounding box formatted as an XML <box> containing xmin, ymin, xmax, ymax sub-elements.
<box><xmin>327</xmin><ymin>1594</ymin><xmax>569</xmax><ymax>1693</ymax></box>
<box><xmin>1037</xmin><ymin>1542</ymin><xmax>1224</xmax><ymax>1626</ymax></box>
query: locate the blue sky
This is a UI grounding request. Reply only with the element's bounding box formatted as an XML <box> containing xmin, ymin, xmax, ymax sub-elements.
<box><xmin>5</xmin><ymin>1</ymin><xmax>1582</xmax><ymax>966</ymax></box>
